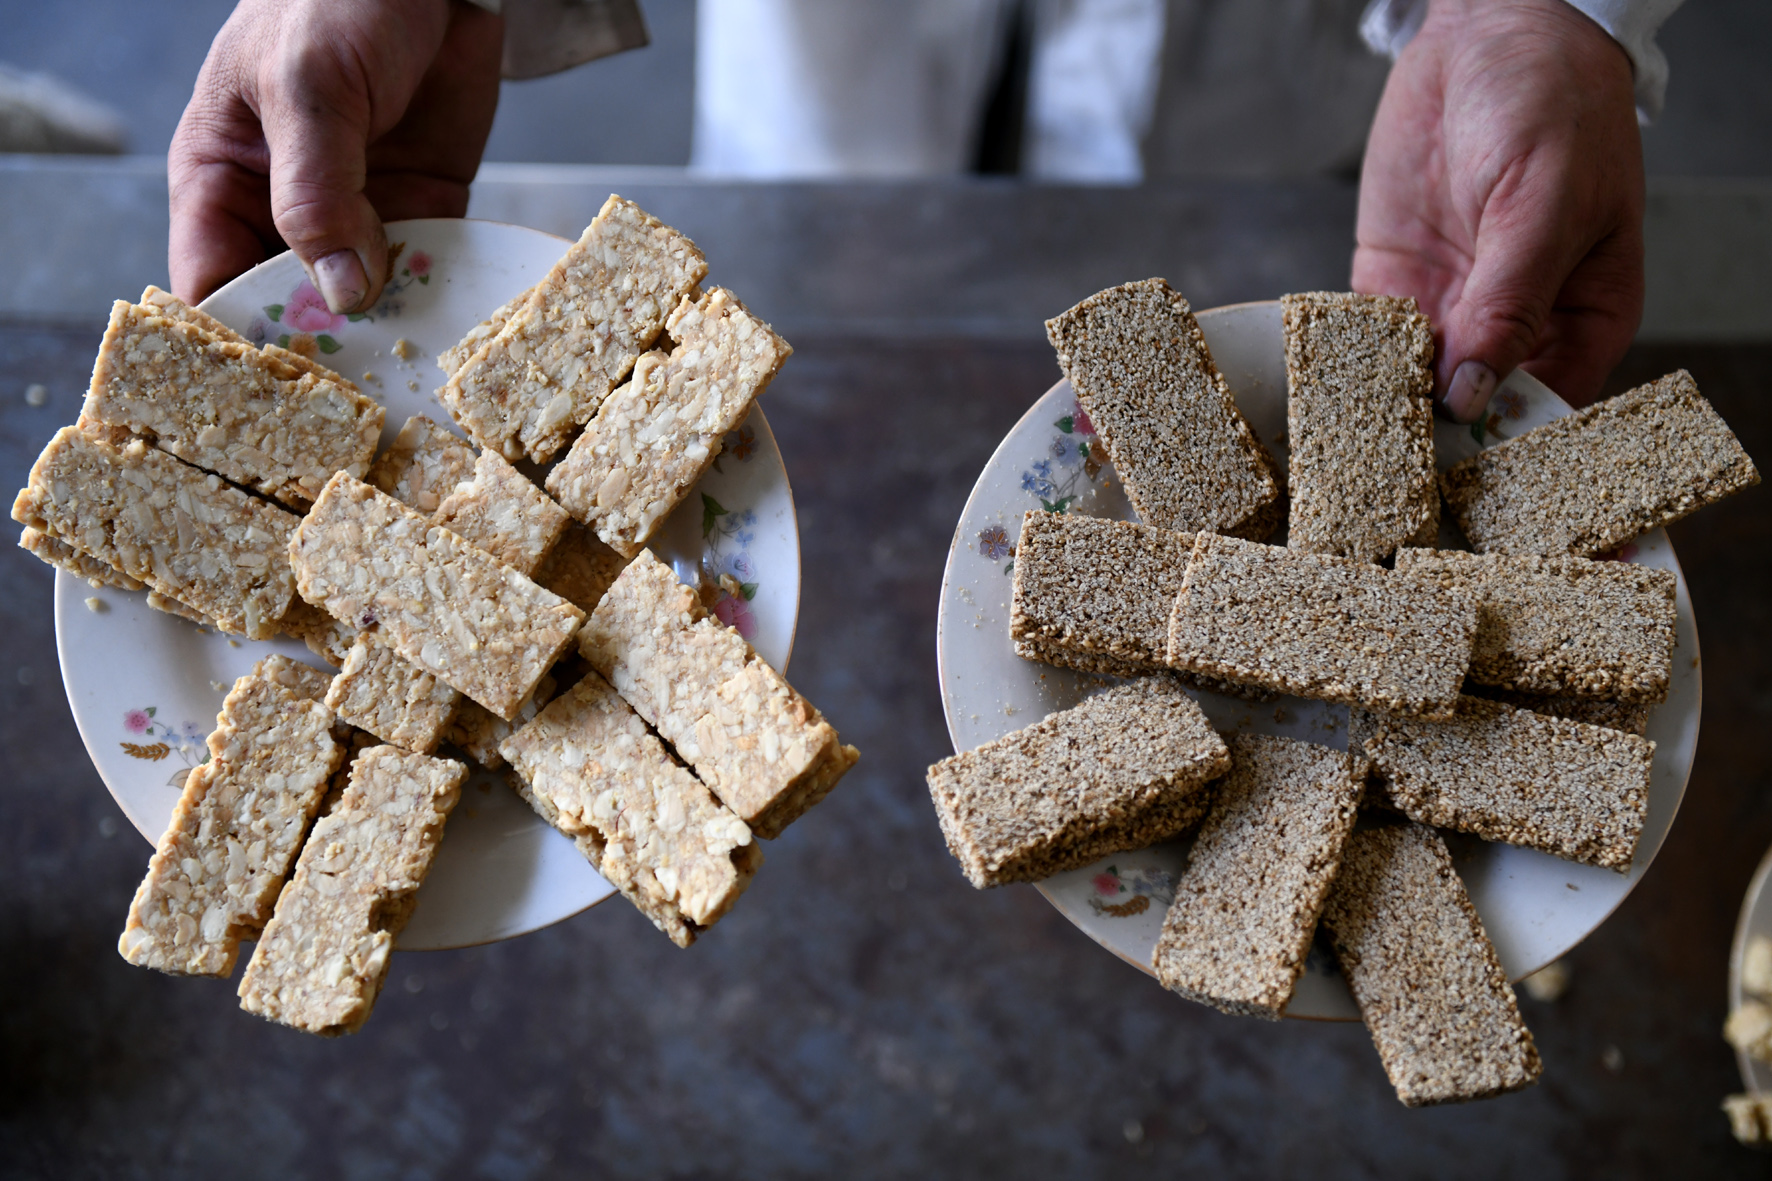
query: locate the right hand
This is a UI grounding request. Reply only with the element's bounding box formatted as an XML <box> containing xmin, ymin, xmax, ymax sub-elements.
<box><xmin>169</xmin><ymin>0</ymin><xmax>503</xmax><ymax>314</ymax></box>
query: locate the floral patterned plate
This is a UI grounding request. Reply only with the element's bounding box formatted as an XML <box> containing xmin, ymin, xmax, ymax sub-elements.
<box><xmin>936</xmin><ymin>300</ymin><xmax>1700</xmax><ymax>1021</ymax></box>
<box><xmin>54</xmin><ymin>218</ymin><xmax>800</xmax><ymax>950</ymax></box>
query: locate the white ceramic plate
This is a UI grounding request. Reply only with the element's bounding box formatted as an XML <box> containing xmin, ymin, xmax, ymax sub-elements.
<box><xmin>1730</xmin><ymin>844</ymin><xmax>1772</xmax><ymax>1094</ymax></box>
<box><xmin>55</xmin><ymin>218</ymin><xmax>801</xmax><ymax>950</ymax></box>
<box><xmin>936</xmin><ymin>300</ymin><xmax>1700</xmax><ymax>1021</ymax></box>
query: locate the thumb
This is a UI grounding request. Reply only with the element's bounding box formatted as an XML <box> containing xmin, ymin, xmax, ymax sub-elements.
<box><xmin>260</xmin><ymin>61</ymin><xmax>389</xmax><ymax>315</ymax></box>
<box><xmin>1437</xmin><ymin>186</ymin><xmax>1577</xmax><ymax>424</ymax></box>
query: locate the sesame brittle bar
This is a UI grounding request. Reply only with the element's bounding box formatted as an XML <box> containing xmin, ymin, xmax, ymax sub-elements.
<box><xmin>547</xmin><ymin>287</ymin><xmax>791</xmax><ymax>557</ymax></box>
<box><xmin>435</xmin><ymin>450</ymin><xmax>571</xmax><ymax>577</ymax></box>
<box><xmin>1151</xmin><ymin>734</ymin><xmax>1360</xmax><ymax>1018</ymax></box>
<box><xmin>440</xmin><ymin>195</ymin><xmax>709</xmax><ymax>463</ymax></box>
<box><xmin>238</xmin><ymin>745</ymin><xmax>464</xmax><ymax>1035</ymax></box>
<box><xmin>1165</xmin><ymin>534</ymin><xmax>1477</xmax><ymax>718</ymax></box>
<box><xmin>119</xmin><ymin>671</ymin><xmax>343</xmax><ymax>976</ymax></box>
<box><xmin>1441</xmin><ymin>370</ymin><xmax>1759</xmax><ymax>557</ymax></box>
<box><xmin>289</xmin><ymin>473</ymin><xmax>584</xmax><ymax>720</ymax></box>
<box><xmin>1394</xmin><ymin>547</ymin><xmax>1676</xmax><ymax>704</ymax></box>
<box><xmin>1282</xmin><ymin>292</ymin><xmax>1438</xmax><ymax>562</ymax></box>
<box><xmin>926</xmin><ymin>676</ymin><xmax>1230</xmax><ymax>889</ymax></box>
<box><xmin>1464</xmin><ymin>684</ymin><xmax>1652</xmax><ymax>737</ymax></box>
<box><xmin>1358</xmin><ymin>695</ymin><xmax>1655</xmax><ymax>871</ymax></box>
<box><xmin>80</xmin><ymin>298</ymin><xmax>383</xmax><ymax>508</ymax></box>
<box><xmin>1320</xmin><ymin>823</ymin><xmax>1542</xmax><ymax>1106</ymax></box>
<box><xmin>13</xmin><ymin>426</ymin><xmax>299</xmax><ymax>638</ymax></box>
<box><xmin>501</xmin><ymin>670</ymin><xmax>761</xmax><ymax>947</ymax></box>
<box><xmin>1045</xmin><ymin>278</ymin><xmax>1282</xmax><ymax>539</ymax></box>
<box><xmin>323</xmin><ymin>636</ymin><xmax>460</xmax><ymax>754</ymax></box>
<box><xmin>579</xmin><ymin>550</ymin><xmax>857</xmax><ymax>839</ymax></box>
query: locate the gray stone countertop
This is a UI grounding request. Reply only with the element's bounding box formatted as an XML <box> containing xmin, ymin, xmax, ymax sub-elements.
<box><xmin>2</xmin><ymin>160</ymin><xmax>1771</xmax><ymax>1178</ymax></box>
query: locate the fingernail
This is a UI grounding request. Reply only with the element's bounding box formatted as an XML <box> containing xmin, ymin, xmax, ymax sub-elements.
<box><xmin>1442</xmin><ymin>360</ymin><xmax>1498</xmax><ymax>424</ymax></box>
<box><xmin>313</xmin><ymin>249</ymin><xmax>369</xmax><ymax>314</ymax></box>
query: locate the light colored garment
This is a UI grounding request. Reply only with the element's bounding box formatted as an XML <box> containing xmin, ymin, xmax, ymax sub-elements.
<box><xmin>1361</xmin><ymin>0</ymin><xmax>1685</xmax><ymax>121</ymax></box>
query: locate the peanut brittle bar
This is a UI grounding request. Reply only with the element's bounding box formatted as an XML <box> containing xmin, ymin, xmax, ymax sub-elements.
<box><xmin>138</xmin><ymin>285</ymin><xmax>349</xmax><ymax>384</ymax></box>
<box><xmin>238</xmin><ymin>745</ymin><xmax>464</xmax><ymax>1035</ymax></box>
<box><xmin>18</xmin><ymin>524</ymin><xmax>142</xmax><ymax>590</ymax></box>
<box><xmin>1394</xmin><ymin>547</ymin><xmax>1676</xmax><ymax>704</ymax></box>
<box><xmin>1441</xmin><ymin>370</ymin><xmax>1759</xmax><ymax>557</ymax></box>
<box><xmin>1165</xmin><ymin>533</ymin><xmax>1477</xmax><ymax>718</ymax></box>
<box><xmin>118</xmin><ymin>672</ymin><xmax>343</xmax><ymax>976</ymax></box>
<box><xmin>1358</xmin><ymin>695</ymin><xmax>1654</xmax><ymax>871</ymax></box>
<box><xmin>80</xmin><ymin>299</ymin><xmax>383</xmax><ymax>508</ymax></box>
<box><xmin>1045</xmin><ymin>278</ymin><xmax>1282</xmax><ymax>539</ymax></box>
<box><xmin>364</xmin><ymin>414</ymin><xmax>478</xmax><ymax>515</ymax></box>
<box><xmin>253</xmin><ymin>653</ymin><xmax>336</xmax><ymax>706</ymax></box>
<box><xmin>13</xmin><ymin>426</ymin><xmax>298</xmax><ymax>637</ymax></box>
<box><xmin>501</xmin><ymin>670</ymin><xmax>761</xmax><ymax>947</ymax></box>
<box><xmin>1320</xmin><ymin>822</ymin><xmax>1542</xmax><ymax>1106</ymax></box>
<box><xmin>289</xmin><ymin>473</ymin><xmax>584</xmax><ymax>720</ymax></box>
<box><xmin>277</xmin><ymin>598</ymin><xmax>357</xmax><ymax>667</ymax></box>
<box><xmin>547</xmin><ymin>287</ymin><xmax>790</xmax><ymax>557</ymax></box>
<box><xmin>442</xmin><ymin>672</ymin><xmax>557</xmax><ymax>769</ymax></box>
<box><xmin>324</xmin><ymin>636</ymin><xmax>460</xmax><ymax>754</ymax></box>
<box><xmin>1282</xmin><ymin>292</ymin><xmax>1437</xmax><ymax>562</ymax></box>
<box><xmin>926</xmin><ymin>676</ymin><xmax>1230</xmax><ymax>889</ymax></box>
<box><xmin>579</xmin><ymin>550</ymin><xmax>857</xmax><ymax>839</ymax></box>
<box><xmin>435</xmin><ymin>450</ymin><xmax>571</xmax><ymax>577</ymax></box>
<box><xmin>532</xmin><ymin>522</ymin><xmax>630</xmax><ymax>612</ymax></box>
<box><xmin>1151</xmin><ymin>734</ymin><xmax>1360</xmax><ymax>1018</ymax></box>
<box><xmin>440</xmin><ymin>195</ymin><xmax>709</xmax><ymax>463</ymax></box>
<box><xmin>437</xmin><ymin>286</ymin><xmax>534</xmax><ymax>379</ymax></box>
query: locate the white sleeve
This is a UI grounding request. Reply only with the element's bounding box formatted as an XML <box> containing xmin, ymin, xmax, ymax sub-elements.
<box><xmin>463</xmin><ymin>0</ymin><xmax>651</xmax><ymax>79</ymax></box>
<box><xmin>1358</xmin><ymin>0</ymin><xmax>1686</xmax><ymax>121</ymax></box>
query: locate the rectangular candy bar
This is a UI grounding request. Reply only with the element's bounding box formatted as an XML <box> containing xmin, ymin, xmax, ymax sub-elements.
<box><xmin>1320</xmin><ymin>822</ymin><xmax>1542</xmax><ymax>1106</ymax></box>
<box><xmin>364</xmin><ymin>414</ymin><xmax>478</xmax><ymax>515</ymax></box>
<box><xmin>13</xmin><ymin>426</ymin><xmax>298</xmax><ymax>638</ymax></box>
<box><xmin>434</xmin><ymin>450</ymin><xmax>571</xmax><ymax>577</ymax></box>
<box><xmin>1282</xmin><ymin>292</ymin><xmax>1437</xmax><ymax>562</ymax></box>
<box><xmin>323</xmin><ymin>636</ymin><xmax>460</xmax><ymax>754</ymax></box>
<box><xmin>442</xmin><ymin>672</ymin><xmax>557</xmax><ymax>769</ymax></box>
<box><xmin>253</xmin><ymin>653</ymin><xmax>336</xmax><ymax>706</ymax></box>
<box><xmin>118</xmin><ymin>672</ymin><xmax>343</xmax><ymax>976</ymax></box>
<box><xmin>1151</xmin><ymin>734</ymin><xmax>1360</xmax><ymax>1018</ymax></box>
<box><xmin>277</xmin><ymin>598</ymin><xmax>357</xmax><ymax>667</ymax></box>
<box><xmin>238</xmin><ymin>745</ymin><xmax>464</xmax><ymax>1035</ymax></box>
<box><xmin>289</xmin><ymin>473</ymin><xmax>584</xmax><ymax>720</ymax></box>
<box><xmin>532</xmin><ymin>522</ymin><xmax>630</xmax><ymax>612</ymax></box>
<box><xmin>579</xmin><ymin>550</ymin><xmax>857</xmax><ymax>839</ymax></box>
<box><xmin>1464</xmin><ymin>683</ymin><xmax>1652</xmax><ymax>737</ymax></box>
<box><xmin>139</xmin><ymin>285</ymin><xmax>351</xmax><ymax>384</ymax></box>
<box><xmin>1358</xmin><ymin>695</ymin><xmax>1654</xmax><ymax>871</ymax></box>
<box><xmin>18</xmin><ymin>524</ymin><xmax>142</xmax><ymax>591</ymax></box>
<box><xmin>437</xmin><ymin>286</ymin><xmax>534</xmax><ymax>380</ymax></box>
<box><xmin>1441</xmin><ymin>370</ymin><xmax>1759</xmax><ymax>557</ymax></box>
<box><xmin>80</xmin><ymin>299</ymin><xmax>383</xmax><ymax>508</ymax></box>
<box><xmin>440</xmin><ymin>195</ymin><xmax>708</xmax><ymax>463</ymax></box>
<box><xmin>1394</xmin><ymin>547</ymin><xmax>1676</xmax><ymax>704</ymax></box>
<box><xmin>1045</xmin><ymin>278</ymin><xmax>1282</xmax><ymax>539</ymax></box>
<box><xmin>546</xmin><ymin>287</ymin><xmax>790</xmax><ymax>557</ymax></box>
<box><xmin>501</xmin><ymin>670</ymin><xmax>761</xmax><ymax>947</ymax></box>
<box><xmin>1166</xmin><ymin>533</ymin><xmax>1477</xmax><ymax>718</ymax></box>
<box><xmin>925</xmin><ymin>676</ymin><xmax>1230</xmax><ymax>889</ymax></box>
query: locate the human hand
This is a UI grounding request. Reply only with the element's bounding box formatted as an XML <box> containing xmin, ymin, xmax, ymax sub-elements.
<box><xmin>1352</xmin><ymin>0</ymin><xmax>1644</xmax><ymax>421</ymax></box>
<box><xmin>169</xmin><ymin>0</ymin><xmax>502</xmax><ymax>314</ymax></box>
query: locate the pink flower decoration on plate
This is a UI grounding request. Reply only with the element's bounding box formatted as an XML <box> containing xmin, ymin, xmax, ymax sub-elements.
<box><xmin>714</xmin><ymin>593</ymin><xmax>757</xmax><ymax>639</ymax></box>
<box><xmin>123</xmin><ymin>709</ymin><xmax>151</xmax><ymax>734</ymax></box>
<box><xmin>407</xmin><ymin>251</ymin><xmax>432</xmax><ymax>278</ymax></box>
<box><xmin>1092</xmin><ymin>872</ymin><xmax>1120</xmax><ymax>897</ymax></box>
<box><xmin>1072</xmin><ymin>401</ymin><xmax>1094</xmax><ymax>436</ymax></box>
<box><xmin>284</xmin><ymin>280</ymin><xmax>344</xmax><ymax>334</ymax></box>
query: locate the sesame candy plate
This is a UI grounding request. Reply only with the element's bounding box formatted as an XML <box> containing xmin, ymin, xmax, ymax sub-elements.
<box><xmin>935</xmin><ymin>300</ymin><xmax>1699</xmax><ymax>1020</ymax></box>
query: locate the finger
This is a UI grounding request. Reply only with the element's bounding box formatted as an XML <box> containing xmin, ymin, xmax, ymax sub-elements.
<box><xmin>258</xmin><ymin>41</ymin><xmax>389</xmax><ymax>314</ymax></box>
<box><xmin>1513</xmin><ymin>226</ymin><xmax>1643</xmax><ymax>406</ymax></box>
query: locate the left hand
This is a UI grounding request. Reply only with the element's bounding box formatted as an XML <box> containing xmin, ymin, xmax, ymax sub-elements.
<box><xmin>1353</xmin><ymin>0</ymin><xmax>1644</xmax><ymax>422</ymax></box>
